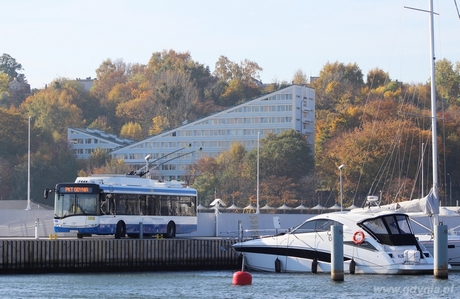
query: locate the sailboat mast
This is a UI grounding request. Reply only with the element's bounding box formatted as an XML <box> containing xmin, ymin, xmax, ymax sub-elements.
<box><xmin>429</xmin><ymin>0</ymin><xmax>439</xmax><ymax>209</ymax></box>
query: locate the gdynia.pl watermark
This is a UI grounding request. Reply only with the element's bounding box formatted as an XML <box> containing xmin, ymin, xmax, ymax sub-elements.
<box><xmin>373</xmin><ymin>284</ymin><xmax>455</xmax><ymax>295</ymax></box>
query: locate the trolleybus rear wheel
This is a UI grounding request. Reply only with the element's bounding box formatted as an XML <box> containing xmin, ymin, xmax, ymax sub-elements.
<box><xmin>165</xmin><ymin>221</ymin><xmax>176</xmax><ymax>238</ymax></box>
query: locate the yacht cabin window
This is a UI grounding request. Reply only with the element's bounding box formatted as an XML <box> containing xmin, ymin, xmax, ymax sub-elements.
<box><xmin>293</xmin><ymin>219</ymin><xmax>341</xmax><ymax>234</ymax></box>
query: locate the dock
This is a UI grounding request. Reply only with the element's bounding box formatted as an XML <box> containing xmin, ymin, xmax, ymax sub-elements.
<box><xmin>0</xmin><ymin>238</ymin><xmax>240</xmax><ymax>274</ymax></box>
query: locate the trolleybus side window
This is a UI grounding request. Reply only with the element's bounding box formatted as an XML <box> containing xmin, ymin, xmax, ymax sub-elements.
<box><xmin>160</xmin><ymin>196</ymin><xmax>170</xmax><ymax>215</ymax></box>
<box><xmin>139</xmin><ymin>195</ymin><xmax>146</xmax><ymax>215</ymax></box>
<box><xmin>147</xmin><ymin>196</ymin><xmax>155</xmax><ymax>215</ymax></box>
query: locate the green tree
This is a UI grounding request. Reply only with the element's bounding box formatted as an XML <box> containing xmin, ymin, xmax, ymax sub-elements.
<box><xmin>436</xmin><ymin>58</ymin><xmax>460</xmax><ymax>105</ymax></box>
<box><xmin>192</xmin><ymin>130</ymin><xmax>315</xmax><ymax>207</ymax></box>
<box><xmin>0</xmin><ymin>73</ymin><xmax>9</xmax><ymax>102</ymax></box>
<box><xmin>0</xmin><ymin>53</ymin><xmax>25</xmax><ymax>82</ymax></box>
<box><xmin>246</xmin><ymin>130</ymin><xmax>314</xmax><ymax>180</ymax></box>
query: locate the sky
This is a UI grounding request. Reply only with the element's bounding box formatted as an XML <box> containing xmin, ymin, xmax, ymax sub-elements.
<box><xmin>2</xmin><ymin>0</ymin><xmax>460</xmax><ymax>90</ymax></box>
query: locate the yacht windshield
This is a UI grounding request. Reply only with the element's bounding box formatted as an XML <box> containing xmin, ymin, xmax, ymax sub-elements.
<box><xmin>360</xmin><ymin>214</ymin><xmax>416</xmax><ymax>246</ymax></box>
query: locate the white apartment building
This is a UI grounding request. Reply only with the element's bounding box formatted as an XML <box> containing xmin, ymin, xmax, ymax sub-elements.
<box><xmin>68</xmin><ymin>128</ymin><xmax>133</xmax><ymax>159</ymax></box>
<box><xmin>110</xmin><ymin>85</ymin><xmax>315</xmax><ymax>180</ymax></box>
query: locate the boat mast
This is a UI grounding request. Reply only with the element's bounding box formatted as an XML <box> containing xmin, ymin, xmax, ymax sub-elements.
<box><xmin>428</xmin><ymin>0</ymin><xmax>439</xmax><ymax>221</ymax></box>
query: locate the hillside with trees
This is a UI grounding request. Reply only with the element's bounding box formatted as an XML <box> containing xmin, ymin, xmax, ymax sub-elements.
<box><xmin>1</xmin><ymin>51</ymin><xmax>459</xmax><ymax>209</ymax></box>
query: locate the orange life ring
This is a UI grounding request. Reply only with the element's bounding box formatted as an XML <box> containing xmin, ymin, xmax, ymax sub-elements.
<box><xmin>352</xmin><ymin>230</ymin><xmax>365</xmax><ymax>244</ymax></box>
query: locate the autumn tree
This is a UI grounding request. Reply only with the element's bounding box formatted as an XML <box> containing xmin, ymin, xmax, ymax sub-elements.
<box><xmin>366</xmin><ymin>67</ymin><xmax>390</xmax><ymax>89</ymax></box>
<box><xmin>311</xmin><ymin>61</ymin><xmax>365</xmax><ymax>111</ymax></box>
<box><xmin>190</xmin><ymin>157</ymin><xmax>220</xmax><ymax>206</ymax></box>
<box><xmin>148</xmin><ymin>49</ymin><xmax>213</xmax><ymax>87</ymax></box>
<box><xmin>149</xmin><ymin>115</ymin><xmax>169</xmax><ymax>135</ymax></box>
<box><xmin>292</xmin><ymin>69</ymin><xmax>308</xmax><ymax>85</ymax></box>
<box><xmin>20</xmin><ymin>80</ymin><xmax>85</xmax><ymax>138</ymax></box>
<box><xmin>215</xmin><ymin>143</ymin><xmax>251</xmax><ymax>207</ymax></box>
<box><xmin>91</xmin><ymin>59</ymin><xmax>131</xmax><ymax>132</ymax></box>
<box><xmin>148</xmin><ymin>49</ymin><xmax>217</xmax><ymax>119</ymax></box>
<box><xmin>120</xmin><ymin>121</ymin><xmax>143</xmax><ymax>140</ymax></box>
<box><xmin>213</xmin><ymin>56</ymin><xmax>263</xmax><ymax>106</ymax></box>
<box><xmin>86</xmin><ymin>148</ymin><xmax>112</xmax><ymax>172</ymax></box>
<box><xmin>151</xmin><ymin>70</ymin><xmax>198</xmax><ymax>129</ymax></box>
<box><xmin>259</xmin><ymin>175</ymin><xmax>298</xmax><ymax>207</ymax></box>
<box><xmin>0</xmin><ymin>109</ymin><xmax>30</xmax><ymax>159</ymax></box>
<box><xmin>88</xmin><ymin>116</ymin><xmax>113</xmax><ymax>133</ymax></box>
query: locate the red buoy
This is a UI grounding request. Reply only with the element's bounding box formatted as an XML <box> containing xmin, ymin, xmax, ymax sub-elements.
<box><xmin>232</xmin><ymin>270</ymin><xmax>252</xmax><ymax>285</ymax></box>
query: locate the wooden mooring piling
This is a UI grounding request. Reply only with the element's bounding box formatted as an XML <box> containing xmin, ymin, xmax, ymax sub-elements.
<box><xmin>0</xmin><ymin>238</ymin><xmax>240</xmax><ymax>274</ymax></box>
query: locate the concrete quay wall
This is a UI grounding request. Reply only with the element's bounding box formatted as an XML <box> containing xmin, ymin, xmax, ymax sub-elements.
<box><xmin>0</xmin><ymin>238</ymin><xmax>239</xmax><ymax>274</ymax></box>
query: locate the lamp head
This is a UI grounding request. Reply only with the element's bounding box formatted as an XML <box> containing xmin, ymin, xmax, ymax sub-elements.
<box><xmin>338</xmin><ymin>164</ymin><xmax>345</xmax><ymax>170</ymax></box>
<box><xmin>145</xmin><ymin>154</ymin><xmax>151</xmax><ymax>161</ymax></box>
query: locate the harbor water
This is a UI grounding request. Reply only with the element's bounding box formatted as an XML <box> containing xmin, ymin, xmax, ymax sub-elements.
<box><xmin>0</xmin><ymin>271</ymin><xmax>458</xmax><ymax>299</ymax></box>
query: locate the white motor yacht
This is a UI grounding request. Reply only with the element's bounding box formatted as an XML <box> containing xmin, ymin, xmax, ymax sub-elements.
<box><xmin>233</xmin><ymin>209</ymin><xmax>435</xmax><ymax>274</ymax></box>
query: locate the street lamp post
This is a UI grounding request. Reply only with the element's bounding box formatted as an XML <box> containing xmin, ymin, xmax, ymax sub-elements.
<box><xmin>26</xmin><ymin>116</ymin><xmax>31</xmax><ymax>210</ymax></box>
<box><xmin>338</xmin><ymin>164</ymin><xmax>345</xmax><ymax>212</ymax></box>
<box><xmin>448</xmin><ymin>173</ymin><xmax>452</xmax><ymax>206</ymax></box>
<box><xmin>256</xmin><ymin>131</ymin><xmax>260</xmax><ymax>214</ymax></box>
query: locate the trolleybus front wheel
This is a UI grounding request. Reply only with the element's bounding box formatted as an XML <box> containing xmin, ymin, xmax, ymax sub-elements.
<box><xmin>115</xmin><ymin>221</ymin><xmax>126</xmax><ymax>239</ymax></box>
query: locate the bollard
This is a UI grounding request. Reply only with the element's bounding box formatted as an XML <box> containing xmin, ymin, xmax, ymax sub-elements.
<box><xmin>331</xmin><ymin>224</ymin><xmax>344</xmax><ymax>281</ymax></box>
<box><xmin>34</xmin><ymin>218</ymin><xmax>39</xmax><ymax>240</ymax></box>
<box><xmin>139</xmin><ymin>222</ymin><xmax>144</xmax><ymax>239</ymax></box>
<box><xmin>434</xmin><ymin>224</ymin><xmax>448</xmax><ymax>279</ymax></box>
